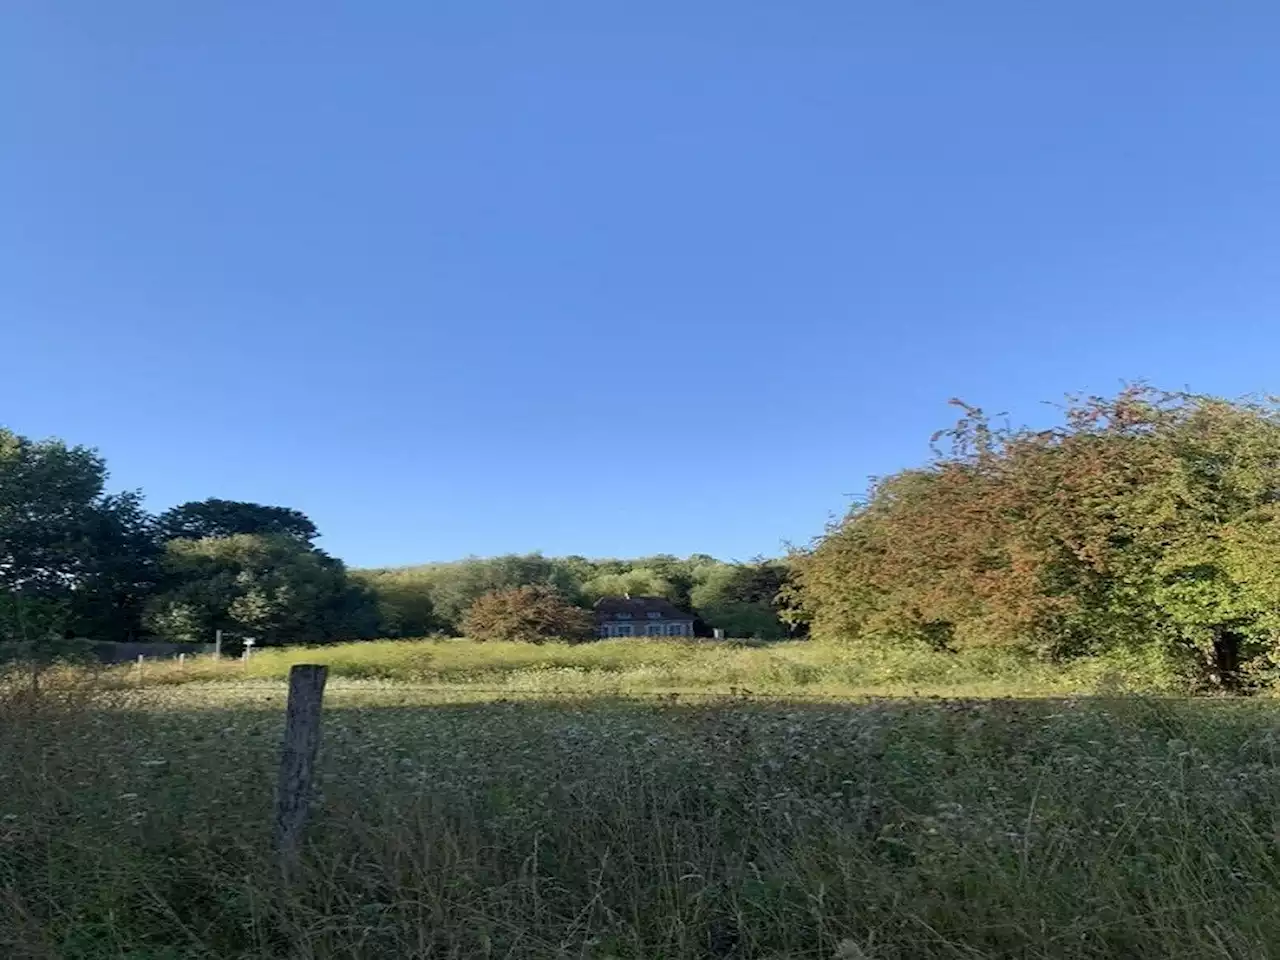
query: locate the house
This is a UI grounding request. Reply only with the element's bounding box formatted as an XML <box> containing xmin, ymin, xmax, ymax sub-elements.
<box><xmin>594</xmin><ymin>595</ymin><xmax>696</xmax><ymax>638</ymax></box>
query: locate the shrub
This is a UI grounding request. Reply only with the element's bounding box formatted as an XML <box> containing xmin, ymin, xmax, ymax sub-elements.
<box><xmin>787</xmin><ymin>387</ymin><xmax>1280</xmax><ymax>688</ymax></box>
<box><xmin>461</xmin><ymin>585</ymin><xmax>595</xmax><ymax>643</ymax></box>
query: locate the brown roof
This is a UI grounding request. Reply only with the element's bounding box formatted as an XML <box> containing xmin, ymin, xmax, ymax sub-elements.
<box><xmin>593</xmin><ymin>595</ymin><xmax>694</xmax><ymax>623</ymax></box>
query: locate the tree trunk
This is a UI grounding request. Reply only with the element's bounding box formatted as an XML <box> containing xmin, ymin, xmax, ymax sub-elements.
<box><xmin>1209</xmin><ymin>628</ymin><xmax>1242</xmax><ymax>690</ymax></box>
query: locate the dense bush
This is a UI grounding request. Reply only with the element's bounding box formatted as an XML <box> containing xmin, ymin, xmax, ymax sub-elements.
<box><xmin>461</xmin><ymin>585</ymin><xmax>596</xmax><ymax>643</ymax></box>
<box><xmin>787</xmin><ymin>387</ymin><xmax>1280</xmax><ymax>688</ymax></box>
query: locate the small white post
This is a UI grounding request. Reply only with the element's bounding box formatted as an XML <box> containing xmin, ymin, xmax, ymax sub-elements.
<box><xmin>135</xmin><ymin>654</ymin><xmax>145</xmax><ymax>682</ymax></box>
<box><xmin>178</xmin><ymin>653</ymin><xmax>187</xmax><ymax>670</ymax></box>
<box><xmin>242</xmin><ymin>637</ymin><xmax>256</xmax><ymax>663</ymax></box>
<box><xmin>214</xmin><ymin>629</ymin><xmax>223</xmax><ymax>659</ymax></box>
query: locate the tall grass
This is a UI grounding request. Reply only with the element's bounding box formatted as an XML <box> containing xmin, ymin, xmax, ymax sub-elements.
<box><xmin>123</xmin><ymin>637</ymin><xmax>1191</xmax><ymax>698</ymax></box>
<box><xmin>4</xmin><ymin>679</ymin><xmax>1280</xmax><ymax>958</ymax></box>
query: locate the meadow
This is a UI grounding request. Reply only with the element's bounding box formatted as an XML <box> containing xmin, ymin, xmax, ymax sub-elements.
<box><xmin>120</xmin><ymin>637</ymin><xmax>1189</xmax><ymax>700</ymax></box>
<box><xmin>4</xmin><ymin>641</ymin><xmax>1280</xmax><ymax>958</ymax></box>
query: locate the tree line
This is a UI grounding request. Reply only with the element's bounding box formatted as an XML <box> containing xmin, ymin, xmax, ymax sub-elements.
<box><xmin>10</xmin><ymin>383</ymin><xmax>1279</xmax><ymax>685</ymax></box>
<box><xmin>0</xmin><ymin>425</ymin><xmax>794</xmax><ymax>650</ymax></box>
<box><xmin>356</xmin><ymin>553</ymin><xmax>795</xmax><ymax>641</ymax></box>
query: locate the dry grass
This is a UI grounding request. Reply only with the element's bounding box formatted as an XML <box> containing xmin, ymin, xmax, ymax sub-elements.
<box><xmin>4</xmin><ymin>668</ymin><xmax>1280</xmax><ymax>958</ymax></box>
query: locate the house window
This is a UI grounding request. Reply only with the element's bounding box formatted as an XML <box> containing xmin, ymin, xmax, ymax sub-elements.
<box><xmin>664</xmin><ymin>622</ymin><xmax>687</xmax><ymax>637</ymax></box>
<box><xmin>616</xmin><ymin>613</ymin><xmax>632</xmax><ymax>620</ymax></box>
<box><xmin>645</xmin><ymin>623</ymin><xmax>663</xmax><ymax>636</ymax></box>
<box><xmin>608</xmin><ymin>623</ymin><xmax>633</xmax><ymax>637</ymax></box>
<box><xmin>646</xmin><ymin>611</ymin><xmax>662</xmax><ymax>619</ymax></box>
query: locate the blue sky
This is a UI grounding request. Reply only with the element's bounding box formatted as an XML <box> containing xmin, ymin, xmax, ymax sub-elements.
<box><xmin>4</xmin><ymin>2</ymin><xmax>1280</xmax><ymax>568</ymax></box>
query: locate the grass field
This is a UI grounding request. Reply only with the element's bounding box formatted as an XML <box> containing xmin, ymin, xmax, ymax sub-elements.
<box><xmin>4</xmin><ymin>641</ymin><xmax>1280</xmax><ymax>958</ymax></box>
<box><xmin>116</xmin><ymin>637</ymin><xmax>1190</xmax><ymax>699</ymax></box>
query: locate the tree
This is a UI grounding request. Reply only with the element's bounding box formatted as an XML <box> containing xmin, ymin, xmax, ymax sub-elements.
<box><xmin>66</xmin><ymin>490</ymin><xmax>163</xmax><ymax>641</ymax></box>
<box><xmin>0</xmin><ymin>427</ymin><xmax>160</xmax><ymax>645</ymax></box>
<box><xmin>158</xmin><ymin>498</ymin><xmax>318</xmax><ymax>543</ymax></box>
<box><xmin>786</xmin><ymin>387</ymin><xmax>1280</xmax><ymax>687</ymax></box>
<box><xmin>1</xmin><ymin>428</ymin><xmax>111</xmax><ymax>595</ymax></box>
<box><xmin>690</xmin><ymin>560</ymin><xmax>793</xmax><ymax>640</ymax></box>
<box><xmin>350</xmin><ymin>568</ymin><xmax>439</xmax><ymax>637</ymax></box>
<box><xmin>0</xmin><ymin>591</ymin><xmax>70</xmax><ymax>654</ymax></box>
<box><xmin>581</xmin><ymin>568</ymin><xmax>678</xmax><ymax>604</ymax></box>
<box><xmin>144</xmin><ymin>534</ymin><xmax>378</xmax><ymax>645</ymax></box>
<box><xmin>363</xmin><ymin>554</ymin><xmax>584</xmax><ymax>634</ymax></box>
<box><xmin>461</xmin><ymin>585</ymin><xmax>594</xmax><ymax>643</ymax></box>
<box><xmin>626</xmin><ymin>555</ymin><xmax>699</xmax><ymax>610</ymax></box>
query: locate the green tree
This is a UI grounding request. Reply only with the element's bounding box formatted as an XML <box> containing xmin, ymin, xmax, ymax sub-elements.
<box><xmin>690</xmin><ymin>560</ymin><xmax>793</xmax><ymax>640</ymax></box>
<box><xmin>158</xmin><ymin>498</ymin><xmax>318</xmax><ymax>543</ymax></box>
<box><xmin>65</xmin><ymin>491</ymin><xmax>163</xmax><ymax>641</ymax></box>
<box><xmin>351</xmin><ymin>568</ymin><xmax>439</xmax><ymax>637</ymax></box>
<box><xmin>581</xmin><ymin>568</ymin><xmax>679</xmax><ymax>603</ymax></box>
<box><xmin>629</xmin><ymin>554</ymin><xmax>723</xmax><ymax>611</ymax></box>
<box><xmin>0</xmin><ymin>427</ymin><xmax>160</xmax><ymax>645</ymax></box>
<box><xmin>145</xmin><ymin>534</ymin><xmax>377</xmax><ymax>645</ymax></box>
<box><xmin>461</xmin><ymin>585</ymin><xmax>594</xmax><ymax>643</ymax></box>
<box><xmin>362</xmin><ymin>554</ymin><xmax>584</xmax><ymax>634</ymax></box>
<box><xmin>1</xmin><ymin>428</ymin><xmax>109</xmax><ymax>595</ymax></box>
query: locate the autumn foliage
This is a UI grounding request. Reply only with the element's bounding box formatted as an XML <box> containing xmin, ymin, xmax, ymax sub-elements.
<box><xmin>461</xmin><ymin>585</ymin><xmax>596</xmax><ymax>644</ymax></box>
<box><xmin>787</xmin><ymin>387</ymin><xmax>1280</xmax><ymax>687</ymax></box>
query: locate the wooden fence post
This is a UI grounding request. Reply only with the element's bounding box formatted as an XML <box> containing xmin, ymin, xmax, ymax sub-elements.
<box><xmin>135</xmin><ymin>654</ymin><xmax>144</xmax><ymax>682</ymax></box>
<box><xmin>274</xmin><ymin>664</ymin><xmax>328</xmax><ymax>877</ymax></box>
<box><xmin>214</xmin><ymin>629</ymin><xmax>223</xmax><ymax>659</ymax></box>
<box><xmin>178</xmin><ymin>653</ymin><xmax>186</xmax><ymax>671</ymax></box>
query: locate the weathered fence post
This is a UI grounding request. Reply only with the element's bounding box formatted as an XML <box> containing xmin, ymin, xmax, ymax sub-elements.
<box><xmin>178</xmin><ymin>653</ymin><xmax>186</xmax><ymax>671</ymax></box>
<box><xmin>135</xmin><ymin>654</ymin><xmax>145</xmax><ymax>682</ymax></box>
<box><xmin>214</xmin><ymin>629</ymin><xmax>223</xmax><ymax>659</ymax></box>
<box><xmin>273</xmin><ymin>664</ymin><xmax>328</xmax><ymax>878</ymax></box>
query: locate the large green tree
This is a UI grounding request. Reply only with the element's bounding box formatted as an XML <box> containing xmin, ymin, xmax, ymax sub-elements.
<box><xmin>1</xmin><ymin>428</ymin><xmax>110</xmax><ymax>596</ymax></box>
<box><xmin>158</xmin><ymin>498</ymin><xmax>318</xmax><ymax>543</ymax></box>
<box><xmin>144</xmin><ymin>534</ymin><xmax>377</xmax><ymax>645</ymax></box>
<box><xmin>66</xmin><ymin>490</ymin><xmax>163</xmax><ymax>641</ymax></box>
<box><xmin>0</xmin><ymin>428</ymin><xmax>161</xmax><ymax>645</ymax></box>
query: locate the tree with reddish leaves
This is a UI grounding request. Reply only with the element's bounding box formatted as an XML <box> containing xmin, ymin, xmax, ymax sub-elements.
<box><xmin>787</xmin><ymin>386</ymin><xmax>1280</xmax><ymax>688</ymax></box>
<box><xmin>462</xmin><ymin>585</ymin><xmax>595</xmax><ymax>644</ymax></box>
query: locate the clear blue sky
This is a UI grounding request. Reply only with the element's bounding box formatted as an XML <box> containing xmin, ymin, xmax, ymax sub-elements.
<box><xmin>4</xmin><ymin>3</ymin><xmax>1280</xmax><ymax>568</ymax></box>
